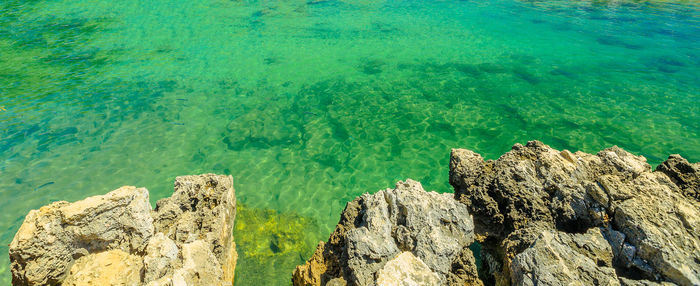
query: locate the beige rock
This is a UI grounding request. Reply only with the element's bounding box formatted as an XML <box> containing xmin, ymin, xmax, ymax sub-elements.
<box><xmin>327</xmin><ymin>278</ymin><xmax>348</xmax><ymax>286</ymax></box>
<box><xmin>172</xmin><ymin>240</ymin><xmax>225</xmax><ymax>285</ymax></box>
<box><xmin>62</xmin><ymin>249</ymin><xmax>143</xmax><ymax>286</ymax></box>
<box><xmin>153</xmin><ymin>174</ymin><xmax>237</xmax><ymax>284</ymax></box>
<box><xmin>9</xmin><ymin>186</ymin><xmax>153</xmax><ymax>285</ymax></box>
<box><xmin>376</xmin><ymin>252</ymin><xmax>441</xmax><ymax>286</ymax></box>
<box><xmin>9</xmin><ymin>173</ymin><xmax>238</xmax><ymax>286</ymax></box>
<box><xmin>293</xmin><ymin>242</ymin><xmax>328</xmax><ymax>286</ymax></box>
<box><xmin>144</xmin><ymin>232</ymin><xmax>180</xmax><ymax>282</ymax></box>
<box><xmin>445</xmin><ymin>247</ymin><xmax>483</xmax><ymax>286</ymax></box>
<box><xmin>614</xmin><ymin>172</ymin><xmax>700</xmax><ymax>285</ymax></box>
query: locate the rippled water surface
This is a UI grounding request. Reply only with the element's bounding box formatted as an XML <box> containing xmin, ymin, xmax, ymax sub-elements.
<box><xmin>1</xmin><ymin>0</ymin><xmax>699</xmax><ymax>283</ymax></box>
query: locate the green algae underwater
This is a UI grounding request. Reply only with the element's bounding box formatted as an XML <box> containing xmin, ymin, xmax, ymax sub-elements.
<box><xmin>0</xmin><ymin>0</ymin><xmax>698</xmax><ymax>284</ymax></box>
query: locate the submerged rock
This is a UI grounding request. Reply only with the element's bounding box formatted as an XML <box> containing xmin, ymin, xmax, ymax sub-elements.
<box><xmin>9</xmin><ymin>174</ymin><xmax>237</xmax><ymax>286</ymax></box>
<box><xmin>233</xmin><ymin>204</ymin><xmax>319</xmax><ymax>285</ymax></box>
<box><xmin>293</xmin><ymin>179</ymin><xmax>480</xmax><ymax>286</ymax></box>
<box><xmin>450</xmin><ymin>141</ymin><xmax>700</xmax><ymax>286</ymax></box>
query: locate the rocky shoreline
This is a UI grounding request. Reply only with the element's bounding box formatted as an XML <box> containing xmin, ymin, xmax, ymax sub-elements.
<box><xmin>8</xmin><ymin>141</ymin><xmax>699</xmax><ymax>285</ymax></box>
<box><xmin>294</xmin><ymin>141</ymin><xmax>699</xmax><ymax>286</ymax></box>
<box><xmin>292</xmin><ymin>179</ymin><xmax>481</xmax><ymax>286</ymax></box>
<box><xmin>450</xmin><ymin>141</ymin><xmax>699</xmax><ymax>286</ymax></box>
<box><xmin>9</xmin><ymin>174</ymin><xmax>237</xmax><ymax>285</ymax></box>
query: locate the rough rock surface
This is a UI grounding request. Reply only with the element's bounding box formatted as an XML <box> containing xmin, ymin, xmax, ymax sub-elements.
<box><xmin>9</xmin><ymin>186</ymin><xmax>153</xmax><ymax>285</ymax></box>
<box><xmin>293</xmin><ymin>179</ymin><xmax>480</xmax><ymax>286</ymax></box>
<box><xmin>510</xmin><ymin>228</ymin><xmax>619</xmax><ymax>286</ymax></box>
<box><xmin>152</xmin><ymin>174</ymin><xmax>238</xmax><ymax>284</ymax></box>
<box><xmin>375</xmin><ymin>252</ymin><xmax>441</xmax><ymax>286</ymax></box>
<box><xmin>449</xmin><ymin>141</ymin><xmax>700</xmax><ymax>286</ymax></box>
<box><xmin>143</xmin><ymin>233</ymin><xmax>180</xmax><ymax>282</ymax></box>
<box><xmin>172</xmin><ymin>240</ymin><xmax>225</xmax><ymax>285</ymax></box>
<box><xmin>9</xmin><ymin>174</ymin><xmax>237</xmax><ymax>286</ymax></box>
<box><xmin>656</xmin><ymin>154</ymin><xmax>699</xmax><ymax>202</ymax></box>
<box><xmin>62</xmin><ymin>249</ymin><xmax>143</xmax><ymax>286</ymax></box>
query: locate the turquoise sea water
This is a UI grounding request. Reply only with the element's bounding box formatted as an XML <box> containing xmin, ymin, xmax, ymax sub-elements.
<box><xmin>0</xmin><ymin>0</ymin><xmax>698</xmax><ymax>284</ymax></box>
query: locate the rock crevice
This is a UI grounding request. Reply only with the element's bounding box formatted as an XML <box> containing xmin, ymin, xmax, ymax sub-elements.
<box><xmin>450</xmin><ymin>141</ymin><xmax>700</xmax><ymax>286</ymax></box>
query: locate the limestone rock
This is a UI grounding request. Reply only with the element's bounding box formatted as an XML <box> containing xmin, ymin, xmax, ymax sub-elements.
<box><xmin>9</xmin><ymin>173</ymin><xmax>238</xmax><ymax>286</ymax></box>
<box><xmin>375</xmin><ymin>252</ymin><xmax>441</xmax><ymax>286</ymax></box>
<box><xmin>449</xmin><ymin>141</ymin><xmax>700</xmax><ymax>285</ymax></box>
<box><xmin>62</xmin><ymin>249</ymin><xmax>143</xmax><ymax>286</ymax></box>
<box><xmin>445</xmin><ymin>246</ymin><xmax>482</xmax><ymax>286</ymax></box>
<box><xmin>293</xmin><ymin>242</ymin><xmax>329</xmax><ymax>286</ymax></box>
<box><xmin>619</xmin><ymin>277</ymin><xmax>676</xmax><ymax>286</ymax></box>
<box><xmin>510</xmin><ymin>229</ymin><xmax>619</xmax><ymax>286</ymax></box>
<box><xmin>9</xmin><ymin>186</ymin><xmax>153</xmax><ymax>285</ymax></box>
<box><xmin>293</xmin><ymin>179</ymin><xmax>478</xmax><ymax>286</ymax></box>
<box><xmin>152</xmin><ymin>174</ymin><xmax>238</xmax><ymax>284</ymax></box>
<box><xmin>656</xmin><ymin>154</ymin><xmax>699</xmax><ymax>202</ymax></box>
<box><xmin>144</xmin><ymin>232</ymin><xmax>180</xmax><ymax>282</ymax></box>
<box><xmin>613</xmin><ymin>176</ymin><xmax>700</xmax><ymax>285</ymax></box>
<box><xmin>172</xmin><ymin>240</ymin><xmax>225</xmax><ymax>285</ymax></box>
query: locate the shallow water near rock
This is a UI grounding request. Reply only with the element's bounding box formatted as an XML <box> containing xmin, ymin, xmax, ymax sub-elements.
<box><xmin>0</xmin><ymin>0</ymin><xmax>698</xmax><ymax>284</ymax></box>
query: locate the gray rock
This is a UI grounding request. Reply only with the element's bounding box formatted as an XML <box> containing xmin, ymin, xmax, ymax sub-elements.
<box><xmin>603</xmin><ymin>228</ymin><xmax>626</xmax><ymax>259</ymax></box>
<box><xmin>449</xmin><ymin>141</ymin><xmax>700</xmax><ymax>285</ymax></box>
<box><xmin>293</xmin><ymin>179</ymin><xmax>479</xmax><ymax>286</ymax></box>
<box><xmin>613</xmin><ymin>172</ymin><xmax>700</xmax><ymax>285</ymax></box>
<box><xmin>9</xmin><ymin>186</ymin><xmax>153</xmax><ymax>285</ymax></box>
<box><xmin>510</xmin><ymin>229</ymin><xmax>619</xmax><ymax>286</ymax></box>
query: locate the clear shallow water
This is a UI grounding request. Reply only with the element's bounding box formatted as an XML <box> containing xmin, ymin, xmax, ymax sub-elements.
<box><xmin>0</xmin><ymin>0</ymin><xmax>698</xmax><ymax>284</ymax></box>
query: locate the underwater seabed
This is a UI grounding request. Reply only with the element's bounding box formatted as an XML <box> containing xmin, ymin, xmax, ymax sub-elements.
<box><xmin>0</xmin><ymin>0</ymin><xmax>698</xmax><ymax>284</ymax></box>
<box><xmin>233</xmin><ymin>205</ymin><xmax>320</xmax><ymax>284</ymax></box>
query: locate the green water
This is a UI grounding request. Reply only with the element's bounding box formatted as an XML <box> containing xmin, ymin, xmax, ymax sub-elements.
<box><xmin>0</xmin><ymin>0</ymin><xmax>698</xmax><ymax>283</ymax></box>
